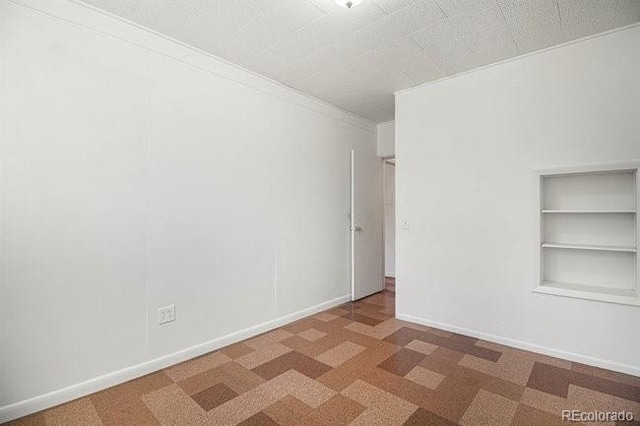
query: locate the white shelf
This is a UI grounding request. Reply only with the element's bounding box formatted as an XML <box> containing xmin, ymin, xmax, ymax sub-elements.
<box><xmin>536</xmin><ymin>281</ymin><xmax>640</xmax><ymax>306</ymax></box>
<box><xmin>541</xmin><ymin>243</ymin><xmax>637</xmax><ymax>253</ymax></box>
<box><xmin>542</xmin><ymin>170</ymin><xmax>635</xmax><ymax>211</ymax></box>
<box><xmin>542</xmin><ymin>209</ymin><xmax>636</xmax><ymax>214</ymax></box>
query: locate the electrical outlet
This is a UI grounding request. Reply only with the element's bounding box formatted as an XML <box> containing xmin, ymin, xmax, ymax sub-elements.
<box><xmin>158</xmin><ymin>304</ymin><xmax>176</xmax><ymax>325</ymax></box>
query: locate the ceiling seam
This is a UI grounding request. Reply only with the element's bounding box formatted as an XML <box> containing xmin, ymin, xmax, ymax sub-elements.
<box><xmin>433</xmin><ymin>0</ymin><xmax>448</xmax><ymax>19</ymax></box>
<box><xmin>243</xmin><ymin>12</ymin><xmax>329</xmax><ymax>65</ymax></box>
<box><xmin>173</xmin><ymin>0</ymin><xmax>214</xmax><ymax>35</ymax></box>
<box><xmin>429</xmin><ymin>2</ymin><xmax>475</xmax><ymax>56</ymax></box>
<box><xmin>306</xmin><ymin>0</ymin><xmax>329</xmax><ymax>15</ymax></box>
<box><xmin>556</xmin><ymin>0</ymin><xmax>565</xmax><ymax>42</ymax></box>
<box><xmin>401</xmin><ymin>70</ymin><xmax>414</xmax><ymax>85</ymax></box>
<box><xmin>495</xmin><ymin>0</ymin><xmax>521</xmax><ymax>55</ymax></box>
<box><xmin>366</xmin><ymin>0</ymin><xmax>386</xmax><ymax>14</ymax></box>
<box><xmin>351</xmin><ymin>0</ymin><xmax>441</xmax><ymax>35</ymax></box>
<box><xmin>197</xmin><ymin>0</ymin><xmax>320</xmax><ymax>61</ymax></box>
<box><xmin>342</xmin><ymin>35</ymin><xmax>427</xmax><ymax>71</ymax></box>
<box><xmin>403</xmin><ymin>34</ymin><xmax>432</xmax><ymax>83</ymax></box>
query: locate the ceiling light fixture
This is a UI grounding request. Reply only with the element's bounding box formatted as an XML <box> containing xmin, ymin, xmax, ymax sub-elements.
<box><xmin>335</xmin><ymin>0</ymin><xmax>362</xmax><ymax>8</ymax></box>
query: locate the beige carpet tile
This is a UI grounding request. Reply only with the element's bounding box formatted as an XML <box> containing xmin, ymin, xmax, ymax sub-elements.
<box><xmin>459</xmin><ymin>389</ymin><xmax>518</xmax><ymax>426</ymax></box>
<box><xmin>458</xmin><ymin>352</ymin><xmax>535</xmax><ymax>386</ymax></box>
<box><xmin>243</xmin><ymin>330</ymin><xmax>294</xmax><ymax>350</ymax></box>
<box><xmin>572</xmin><ymin>362</ymin><xmax>640</xmax><ymax>387</ymax></box>
<box><xmin>164</xmin><ymin>352</ymin><xmax>231</xmax><ymax>382</ymax></box>
<box><xmin>43</xmin><ymin>398</ymin><xmax>103</xmax><ymax>426</ymax></box>
<box><xmin>252</xmin><ymin>351</ymin><xmax>332</xmax><ymax>380</ymax></box>
<box><xmin>93</xmin><ymin>398</ymin><xmax>160</xmax><ymax>426</ymax></box>
<box><xmin>90</xmin><ymin>371</ymin><xmax>172</xmax><ymax>410</ymax></box>
<box><xmin>360</xmin><ymin>364</ymin><xmax>438</xmax><ymax>409</ymax></box>
<box><xmin>405</xmin><ymin>366</ymin><xmax>445</xmax><ymax>390</ymax></box>
<box><xmin>219</xmin><ymin>342</ymin><xmax>254</xmax><ymax>360</ymax></box>
<box><xmin>405</xmin><ymin>339</ymin><xmax>438</xmax><ymax>355</ymax></box>
<box><xmin>177</xmin><ymin>360</ymin><xmax>266</xmax><ymax>396</ymax></box>
<box><xmin>342</xmin><ymin>380</ymin><xmax>417</xmax><ymax>426</ymax></box>
<box><xmin>403</xmin><ymin>407</ymin><xmax>457</xmax><ymax>426</ymax></box>
<box><xmin>520</xmin><ymin>387</ymin><xmax>573</xmax><ymax>416</ymax></box>
<box><xmin>196</xmin><ymin>374</ymin><xmax>290</xmax><ymax>425</ymax></box>
<box><xmin>90</xmin><ymin>374</ymin><xmax>166</xmax><ymax>426</ymax></box>
<box><xmin>268</xmin><ymin>369</ymin><xmax>336</xmax><ymax>408</ymax></box>
<box><xmin>378</xmin><ymin>348</ymin><xmax>427</xmax><ymax>377</ymax></box>
<box><xmin>302</xmin><ymin>394</ymin><xmax>365</xmax><ymax>426</ymax></box>
<box><xmin>568</xmin><ymin>384</ymin><xmax>640</xmax><ymax>417</ymax></box>
<box><xmin>344</xmin><ymin>318</ymin><xmax>405</xmax><ymax>340</ymax></box>
<box><xmin>5</xmin><ymin>414</ymin><xmax>46</xmax><ymax>426</ymax></box>
<box><xmin>509</xmin><ymin>404</ymin><xmax>565</xmax><ymax>426</ymax></box>
<box><xmin>234</xmin><ymin>342</ymin><xmax>292</xmax><ymax>369</ymax></box>
<box><xmin>297</xmin><ymin>328</ymin><xmax>327</xmax><ymax>342</ymax></box>
<box><xmin>262</xmin><ymin>395</ymin><xmax>312</xmax><ymax>426</ymax></box>
<box><xmin>141</xmin><ymin>384</ymin><xmax>206</xmax><ymax>426</ymax></box>
<box><xmin>312</xmin><ymin>312</ymin><xmax>341</xmax><ymax>322</ymax></box>
<box><xmin>315</xmin><ymin>341</ymin><xmax>366</xmax><ymax>367</ymax></box>
<box><xmin>427</xmin><ymin>376</ymin><xmax>482</xmax><ymax>422</ymax></box>
<box><xmin>317</xmin><ymin>344</ymin><xmax>401</xmax><ymax>392</ymax></box>
<box><xmin>191</xmin><ymin>383</ymin><xmax>238</xmax><ymax>411</ymax></box>
<box><xmin>237</xmin><ymin>412</ymin><xmax>279</xmax><ymax>426</ymax></box>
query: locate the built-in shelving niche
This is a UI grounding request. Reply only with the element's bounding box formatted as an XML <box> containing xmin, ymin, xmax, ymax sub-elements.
<box><xmin>535</xmin><ymin>165</ymin><xmax>640</xmax><ymax>306</ymax></box>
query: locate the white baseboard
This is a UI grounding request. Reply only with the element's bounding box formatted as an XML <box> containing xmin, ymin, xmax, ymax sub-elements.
<box><xmin>0</xmin><ymin>295</ymin><xmax>351</xmax><ymax>423</ymax></box>
<box><xmin>396</xmin><ymin>313</ymin><xmax>640</xmax><ymax>377</ymax></box>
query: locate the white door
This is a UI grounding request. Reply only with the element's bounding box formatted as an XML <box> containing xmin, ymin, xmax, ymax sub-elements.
<box><xmin>351</xmin><ymin>149</ymin><xmax>384</xmax><ymax>300</ymax></box>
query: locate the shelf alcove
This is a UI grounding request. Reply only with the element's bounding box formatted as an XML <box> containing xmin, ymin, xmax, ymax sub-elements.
<box><xmin>535</xmin><ymin>165</ymin><xmax>640</xmax><ymax>306</ymax></box>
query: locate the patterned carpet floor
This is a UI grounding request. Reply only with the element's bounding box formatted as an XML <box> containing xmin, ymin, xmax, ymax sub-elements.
<box><xmin>8</xmin><ymin>278</ymin><xmax>640</xmax><ymax>425</ymax></box>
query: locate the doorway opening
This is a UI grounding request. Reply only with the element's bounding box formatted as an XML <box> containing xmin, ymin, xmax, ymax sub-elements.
<box><xmin>383</xmin><ymin>157</ymin><xmax>395</xmax><ymax>297</ymax></box>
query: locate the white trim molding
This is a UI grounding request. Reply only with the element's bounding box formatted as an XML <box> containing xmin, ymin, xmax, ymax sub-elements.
<box><xmin>396</xmin><ymin>313</ymin><xmax>640</xmax><ymax>377</ymax></box>
<box><xmin>0</xmin><ymin>295</ymin><xmax>350</xmax><ymax>423</ymax></box>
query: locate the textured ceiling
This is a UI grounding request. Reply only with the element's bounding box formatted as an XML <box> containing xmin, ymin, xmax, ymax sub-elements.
<box><xmin>83</xmin><ymin>0</ymin><xmax>640</xmax><ymax>122</ymax></box>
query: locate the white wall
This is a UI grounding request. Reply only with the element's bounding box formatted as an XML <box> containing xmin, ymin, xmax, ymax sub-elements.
<box><xmin>384</xmin><ymin>163</ymin><xmax>396</xmax><ymax>277</ymax></box>
<box><xmin>396</xmin><ymin>25</ymin><xmax>640</xmax><ymax>375</ymax></box>
<box><xmin>376</xmin><ymin>121</ymin><xmax>395</xmax><ymax>157</ymax></box>
<box><xmin>0</xmin><ymin>0</ymin><xmax>378</xmax><ymax>419</ymax></box>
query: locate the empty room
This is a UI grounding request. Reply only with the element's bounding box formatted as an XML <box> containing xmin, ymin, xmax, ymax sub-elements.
<box><xmin>1</xmin><ymin>0</ymin><xmax>640</xmax><ymax>425</ymax></box>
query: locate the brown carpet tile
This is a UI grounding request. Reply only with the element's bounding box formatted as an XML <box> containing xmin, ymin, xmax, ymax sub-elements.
<box><xmin>7</xmin><ymin>278</ymin><xmax>640</xmax><ymax>425</ymax></box>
